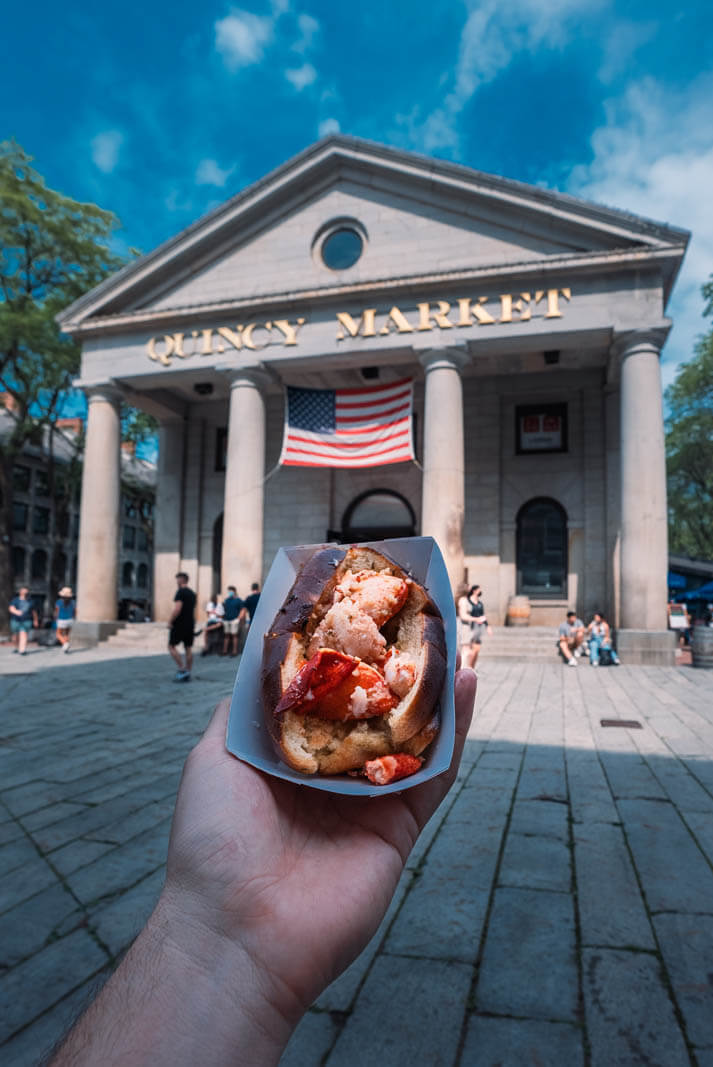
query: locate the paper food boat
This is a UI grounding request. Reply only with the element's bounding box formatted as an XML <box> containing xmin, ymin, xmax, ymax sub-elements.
<box><xmin>226</xmin><ymin>536</ymin><xmax>457</xmax><ymax>797</ymax></box>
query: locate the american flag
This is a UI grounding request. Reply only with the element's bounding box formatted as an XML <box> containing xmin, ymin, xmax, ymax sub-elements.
<box><xmin>279</xmin><ymin>378</ymin><xmax>415</xmax><ymax>468</ymax></box>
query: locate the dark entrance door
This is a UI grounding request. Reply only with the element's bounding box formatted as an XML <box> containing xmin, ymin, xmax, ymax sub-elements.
<box><xmin>516</xmin><ymin>497</ymin><xmax>567</xmax><ymax>597</ymax></box>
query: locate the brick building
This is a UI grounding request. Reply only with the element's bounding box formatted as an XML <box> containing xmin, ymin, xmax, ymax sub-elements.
<box><xmin>2</xmin><ymin>405</ymin><xmax>155</xmax><ymax>621</ymax></box>
<box><xmin>57</xmin><ymin>136</ymin><xmax>688</xmax><ymax>661</ymax></box>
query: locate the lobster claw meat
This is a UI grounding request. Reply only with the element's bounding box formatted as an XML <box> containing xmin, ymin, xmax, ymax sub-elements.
<box><xmin>364</xmin><ymin>753</ymin><xmax>424</xmax><ymax>785</ymax></box>
<box><xmin>276</xmin><ymin>649</ymin><xmax>398</xmax><ymax>721</ymax></box>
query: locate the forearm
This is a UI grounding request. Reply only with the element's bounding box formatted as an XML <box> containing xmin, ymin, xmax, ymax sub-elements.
<box><xmin>50</xmin><ymin>893</ymin><xmax>295</xmax><ymax>1067</ymax></box>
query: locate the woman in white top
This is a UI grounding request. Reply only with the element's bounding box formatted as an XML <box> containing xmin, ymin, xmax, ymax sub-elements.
<box><xmin>586</xmin><ymin>611</ymin><xmax>620</xmax><ymax>666</ymax></box>
<box><xmin>201</xmin><ymin>595</ymin><xmax>224</xmax><ymax>656</ymax></box>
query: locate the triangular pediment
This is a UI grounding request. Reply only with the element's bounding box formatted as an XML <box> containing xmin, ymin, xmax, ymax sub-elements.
<box><xmin>59</xmin><ymin>136</ymin><xmax>689</xmax><ymax>333</ymax></box>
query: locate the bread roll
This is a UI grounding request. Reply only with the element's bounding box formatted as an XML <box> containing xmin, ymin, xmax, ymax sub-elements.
<box><xmin>262</xmin><ymin>545</ymin><xmax>446</xmax><ymax>776</ymax></box>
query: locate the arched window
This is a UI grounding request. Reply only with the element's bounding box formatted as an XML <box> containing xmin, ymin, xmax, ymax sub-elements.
<box><xmin>56</xmin><ymin>551</ymin><xmax>67</xmax><ymax>583</ymax></box>
<box><xmin>137</xmin><ymin>563</ymin><xmax>148</xmax><ymax>589</ymax></box>
<box><xmin>341</xmin><ymin>490</ymin><xmax>416</xmax><ymax>542</ymax></box>
<box><xmin>31</xmin><ymin>549</ymin><xmax>47</xmax><ymax>581</ymax></box>
<box><xmin>516</xmin><ymin>498</ymin><xmax>567</xmax><ymax>598</ymax></box>
<box><xmin>12</xmin><ymin>546</ymin><xmax>26</xmax><ymax>580</ymax></box>
<box><xmin>122</xmin><ymin>561</ymin><xmax>134</xmax><ymax>587</ymax></box>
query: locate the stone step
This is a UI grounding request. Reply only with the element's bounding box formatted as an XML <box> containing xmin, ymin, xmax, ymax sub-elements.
<box><xmin>104</xmin><ymin>622</ymin><xmax>170</xmax><ymax>650</ymax></box>
<box><xmin>477</xmin><ymin>626</ymin><xmax>560</xmax><ymax>661</ymax></box>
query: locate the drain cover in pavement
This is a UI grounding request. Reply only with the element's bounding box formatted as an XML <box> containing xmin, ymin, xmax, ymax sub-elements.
<box><xmin>600</xmin><ymin>719</ymin><xmax>643</xmax><ymax>729</ymax></box>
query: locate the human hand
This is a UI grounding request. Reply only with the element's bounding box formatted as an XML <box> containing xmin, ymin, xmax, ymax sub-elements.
<box><xmin>161</xmin><ymin>668</ymin><xmax>477</xmax><ymax>1039</ymax></box>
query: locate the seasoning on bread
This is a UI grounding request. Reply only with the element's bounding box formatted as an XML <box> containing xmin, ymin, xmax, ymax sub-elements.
<box><xmin>262</xmin><ymin>544</ymin><xmax>446</xmax><ymax>780</ymax></box>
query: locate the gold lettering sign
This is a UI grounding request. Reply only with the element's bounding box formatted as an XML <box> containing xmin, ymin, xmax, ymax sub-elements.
<box><xmin>334</xmin><ymin>288</ymin><xmax>571</xmax><ymax>341</ymax></box>
<box><xmin>145</xmin><ymin>289</ymin><xmax>572</xmax><ymax>364</ymax></box>
<box><xmin>146</xmin><ymin>318</ymin><xmax>305</xmax><ymax>366</ymax></box>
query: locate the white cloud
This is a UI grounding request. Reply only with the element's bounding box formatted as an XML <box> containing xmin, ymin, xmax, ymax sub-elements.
<box><xmin>597</xmin><ymin>18</ymin><xmax>657</xmax><ymax>84</ymax></box>
<box><xmin>396</xmin><ymin>0</ymin><xmax>604</xmax><ymax>156</ymax></box>
<box><xmin>293</xmin><ymin>12</ymin><xmax>319</xmax><ymax>53</ymax></box>
<box><xmin>164</xmin><ymin>188</ymin><xmax>193</xmax><ymax>214</ymax></box>
<box><xmin>215</xmin><ymin>9</ymin><xmax>274</xmax><ymax>69</ymax></box>
<box><xmin>568</xmin><ymin>74</ymin><xmax>713</xmax><ymax>388</ymax></box>
<box><xmin>318</xmin><ymin>117</ymin><xmax>340</xmax><ymax>137</ymax></box>
<box><xmin>91</xmin><ymin>129</ymin><xmax>124</xmax><ymax>173</ymax></box>
<box><xmin>285</xmin><ymin>62</ymin><xmax>317</xmax><ymax>91</ymax></box>
<box><xmin>195</xmin><ymin>158</ymin><xmax>236</xmax><ymax>187</ymax></box>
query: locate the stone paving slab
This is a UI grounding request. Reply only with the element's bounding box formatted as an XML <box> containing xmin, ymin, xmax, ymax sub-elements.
<box><xmin>461</xmin><ymin>1017</ymin><xmax>585</xmax><ymax>1066</ymax></box>
<box><xmin>2</xmin><ymin>648</ymin><xmax>713</xmax><ymax>1066</ymax></box>
<box><xmin>0</xmin><ymin>881</ymin><xmax>81</xmax><ymax>968</ymax></box>
<box><xmin>327</xmin><ymin>955</ymin><xmax>473</xmax><ymax>1067</ymax></box>
<box><xmin>653</xmin><ymin>913</ymin><xmax>713</xmax><ymax>1050</ymax></box>
<box><xmin>498</xmin><ymin>831</ymin><xmax>571</xmax><ymax>892</ymax></box>
<box><xmin>572</xmin><ymin>822</ymin><xmax>655</xmax><ymax>950</ymax></box>
<box><xmin>616</xmin><ymin>797</ymin><xmax>713</xmax><ymax>913</ymax></box>
<box><xmin>0</xmin><ymin>928</ymin><xmax>108</xmax><ymax>1043</ymax></box>
<box><xmin>475</xmin><ymin>887</ymin><xmax>579</xmax><ymax>1021</ymax></box>
<box><xmin>582</xmin><ymin>948</ymin><xmax>690</xmax><ymax>1067</ymax></box>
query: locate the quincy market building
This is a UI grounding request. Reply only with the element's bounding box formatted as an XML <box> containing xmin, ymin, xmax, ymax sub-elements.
<box><xmin>58</xmin><ymin>136</ymin><xmax>688</xmax><ymax>664</ymax></box>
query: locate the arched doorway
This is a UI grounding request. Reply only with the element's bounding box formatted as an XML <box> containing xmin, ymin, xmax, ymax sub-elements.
<box><xmin>338</xmin><ymin>489</ymin><xmax>416</xmax><ymax>543</ymax></box>
<box><xmin>516</xmin><ymin>498</ymin><xmax>567</xmax><ymax>597</ymax></box>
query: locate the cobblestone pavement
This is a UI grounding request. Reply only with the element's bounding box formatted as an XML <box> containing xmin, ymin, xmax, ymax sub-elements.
<box><xmin>2</xmin><ymin>643</ymin><xmax>713</xmax><ymax>1066</ymax></box>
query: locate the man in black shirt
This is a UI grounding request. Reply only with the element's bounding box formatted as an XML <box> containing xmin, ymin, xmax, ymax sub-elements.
<box><xmin>243</xmin><ymin>582</ymin><xmax>261</xmax><ymax>623</ymax></box>
<box><xmin>168</xmin><ymin>572</ymin><xmax>197</xmax><ymax>682</ymax></box>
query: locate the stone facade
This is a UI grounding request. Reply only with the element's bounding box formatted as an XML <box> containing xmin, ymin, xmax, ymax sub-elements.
<box><xmin>57</xmin><ymin>136</ymin><xmax>688</xmax><ymax>663</ymax></box>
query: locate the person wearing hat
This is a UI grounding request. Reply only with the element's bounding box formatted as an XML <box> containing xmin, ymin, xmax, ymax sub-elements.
<box><xmin>54</xmin><ymin>586</ymin><xmax>76</xmax><ymax>653</ymax></box>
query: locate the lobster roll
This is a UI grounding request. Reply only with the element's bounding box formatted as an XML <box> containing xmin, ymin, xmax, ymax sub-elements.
<box><xmin>262</xmin><ymin>544</ymin><xmax>446</xmax><ymax>780</ymax></box>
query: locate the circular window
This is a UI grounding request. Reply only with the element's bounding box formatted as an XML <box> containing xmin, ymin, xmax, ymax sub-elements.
<box><xmin>321</xmin><ymin>227</ymin><xmax>363</xmax><ymax>270</ymax></box>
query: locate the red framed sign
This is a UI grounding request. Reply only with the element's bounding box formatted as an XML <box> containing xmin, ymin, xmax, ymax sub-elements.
<box><xmin>516</xmin><ymin>403</ymin><xmax>568</xmax><ymax>454</ymax></box>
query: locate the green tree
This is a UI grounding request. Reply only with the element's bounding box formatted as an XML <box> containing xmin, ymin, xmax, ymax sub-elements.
<box><xmin>665</xmin><ymin>274</ymin><xmax>713</xmax><ymax>560</ymax></box>
<box><xmin>0</xmin><ymin>140</ymin><xmax>124</xmax><ymax>623</ymax></box>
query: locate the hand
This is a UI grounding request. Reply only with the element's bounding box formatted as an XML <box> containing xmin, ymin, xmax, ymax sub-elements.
<box><xmin>163</xmin><ymin>667</ymin><xmax>477</xmax><ymax>1028</ymax></box>
<box><xmin>50</xmin><ymin>669</ymin><xmax>477</xmax><ymax>1067</ymax></box>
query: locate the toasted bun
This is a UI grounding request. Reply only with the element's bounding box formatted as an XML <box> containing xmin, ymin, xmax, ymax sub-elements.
<box><xmin>262</xmin><ymin>545</ymin><xmax>446</xmax><ymax>774</ymax></box>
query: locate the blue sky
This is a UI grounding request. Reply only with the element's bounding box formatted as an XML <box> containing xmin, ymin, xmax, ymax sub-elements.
<box><xmin>3</xmin><ymin>0</ymin><xmax>713</xmax><ymax>397</ymax></box>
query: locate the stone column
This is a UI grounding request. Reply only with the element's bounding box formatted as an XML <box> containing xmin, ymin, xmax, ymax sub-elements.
<box><xmin>76</xmin><ymin>385</ymin><xmax>121</xmax><ymax>623</ymax></box>
<box><xmin>617</xmin><ymin>329</ymin><xmax>670</xmax><ymax>645</ymax></box>
<box><xmin>221</xmin><ymin>368</ymin><xmax>269</xmax><ymax>595</ymax></box>
<box><xmin>153</xmin><ymin>416</ymin><xmax>184</xmax><ymax>621</ymax></box>
<box><xmin>419</xmin><ymin>348</ymin><xmax>469</xmax><ymax>592</ymax></box>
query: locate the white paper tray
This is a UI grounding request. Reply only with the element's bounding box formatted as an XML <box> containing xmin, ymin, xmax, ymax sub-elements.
<box><xmin>226</xmin><ymin>537</ymin><xmax>456</xmax><ymax>797</ymax></box>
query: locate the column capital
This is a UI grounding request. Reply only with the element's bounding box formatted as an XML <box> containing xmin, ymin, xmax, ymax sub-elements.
<box><xmin>83</xmin><ymin>382</ymin><xmax>123</xmax><ymax>407</ymax></box>
<box><xmin>418</xmin><ymin>347</ymin><xmax>470</xmax><ymax>374</ymax></box>
<box><xmin>610</xmin><ymin>325</ymin><xmax>670</xmax><ymax>360</ymax></box>
<box><xmin>219</xmin><ymin>363</ymin><xmax>272</xmax><ymax>392</ymax></box>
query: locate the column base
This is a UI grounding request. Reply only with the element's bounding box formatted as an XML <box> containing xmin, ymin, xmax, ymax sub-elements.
<box><xmin>615</xmin><ymin>629</ymin><xmax>676</xmax><ymax>666</ymax></box>
<box><xmin>72</xmin><ymin>621</ymin><xmax>125</xmax><ymax>648</ymax></box>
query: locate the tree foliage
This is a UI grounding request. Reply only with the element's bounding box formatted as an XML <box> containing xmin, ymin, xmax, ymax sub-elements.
<box><xmin>0</xmin><ymin>140</ymin><xmax>125</xmax><ymax>619</ymax></box>
<box><xmin>665</xmin><ymin>275</ymin><xmax>713</xmax><ymax>560</ymax></box>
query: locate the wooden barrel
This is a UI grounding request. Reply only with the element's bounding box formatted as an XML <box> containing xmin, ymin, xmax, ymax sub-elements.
<box><xmin>506</xmin><ymin>595</ymin><xmax>531</xmax><ymax>627</ymax></box>
<box><xmin>691</xmin><ymin>625</ymin><xmax>713</xmax><ymax>669</ymax></box>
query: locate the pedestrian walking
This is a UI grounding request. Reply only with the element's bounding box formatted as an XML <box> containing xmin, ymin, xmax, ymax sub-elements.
<box><xmin>54</xmin><ymin>586</ymin><xmax>75</xmax><ymax>653</ymax></box>
<box><xmin>168</xmin><ymin>573</ymin><xmax>196</xmax><ymax>682</ymax></box>
<box><xmin>9</xmin><ymin>586</ymin><xmax>38</xmax><ymax>656</ymax></box>
<box><xmin>222</xmin><ymin>586</ymin><xmax>246</xmax><ymax>657</ymax></box>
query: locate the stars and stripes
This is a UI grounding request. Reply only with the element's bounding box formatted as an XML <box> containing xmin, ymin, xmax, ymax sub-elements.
<box><xmin>279</xmin><ymin>378</ymin><xmax>415</xmax><ymax>468</ymax></box>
